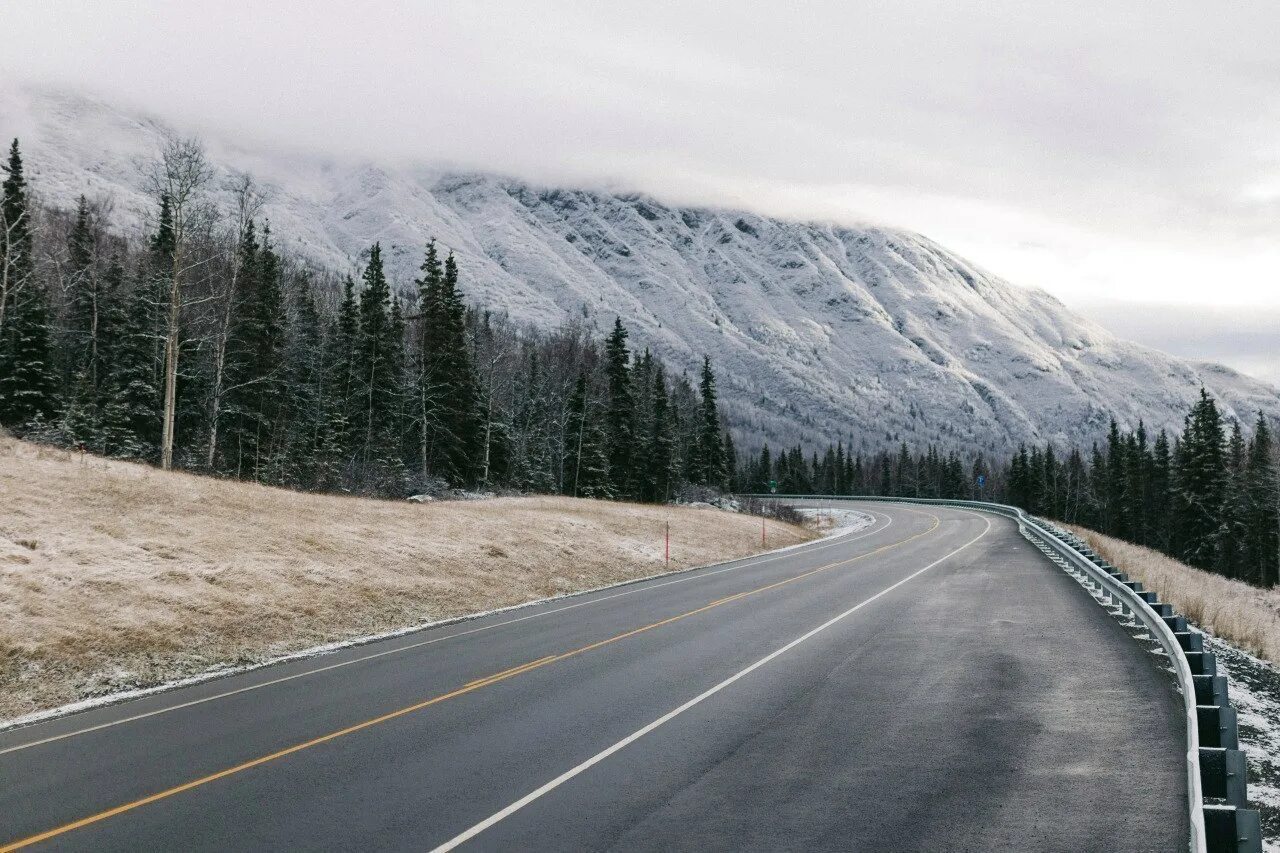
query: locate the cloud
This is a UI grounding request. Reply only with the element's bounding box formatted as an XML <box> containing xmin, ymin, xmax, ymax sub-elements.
<box><xmin>1076</xmin><ymin>300</ymin><xmax>1280</xmax><ymax>387</ymax></box>
<box><xmin>3</xmin><ymin>1</ymin><xmax>1279</xmax><ymax>339</ymax></box>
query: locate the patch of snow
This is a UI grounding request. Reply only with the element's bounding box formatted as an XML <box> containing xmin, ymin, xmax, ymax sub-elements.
<box><xmin>1209</xmin><ymin>638</ymin><xmax>1280</xmax><ymax>850</ymax></box>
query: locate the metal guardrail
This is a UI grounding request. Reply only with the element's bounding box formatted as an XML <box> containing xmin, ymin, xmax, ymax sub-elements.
<box><xmin>741</xmin><ymin>494</ymin><xmax>1263</xmax><ymax>853</ymax></box>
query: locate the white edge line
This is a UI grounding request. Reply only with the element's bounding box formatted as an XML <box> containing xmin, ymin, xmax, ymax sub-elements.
<box><xmin>431</xmin><ymin>512</ymin><xmax>992</xmax><ymax>852</ymax></box>
<box><xmin>0</xmin><ymin>509</ymin><xmax>886</xmax><ymax>748</ymax></box>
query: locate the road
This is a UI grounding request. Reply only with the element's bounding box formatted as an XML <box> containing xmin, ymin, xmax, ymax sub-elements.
<box><xmin>0</xmin><ymin>501</ymin><xmax>1187</xmax><ymax>851</ymax></box>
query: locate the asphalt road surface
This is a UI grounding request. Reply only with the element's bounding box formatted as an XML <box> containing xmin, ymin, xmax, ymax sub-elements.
<box><xmin>0</xmin><ymin>501</ymin><xmax>1187</xmax><ymax>852</ymax></box>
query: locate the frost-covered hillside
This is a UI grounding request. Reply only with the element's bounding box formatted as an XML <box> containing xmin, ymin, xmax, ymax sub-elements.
<box><xmin>4</xmin><ymin>84</ymin><xmax>1277</xmax><ymax>453</ymax></box>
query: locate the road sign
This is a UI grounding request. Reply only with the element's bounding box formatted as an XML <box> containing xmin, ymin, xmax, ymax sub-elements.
<box><xmin>769</xmin><ymin>480</ymin><xmax>778</xmax><ymax>494</ymax></box>
<box><xmin>976</xmin><ymin>474</ymin><xmax>986</xmax><ymax>488</ymax></box>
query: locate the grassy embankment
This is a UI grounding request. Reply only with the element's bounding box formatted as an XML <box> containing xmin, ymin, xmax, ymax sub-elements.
<box><xmin>1068</xmin><ymin>525</ymin><xmax>1280</xmax><ymax>665</ymax></box>
<box><xmin>0</xmin><ymin>436</ymin><xmax>815</xmax><ymax>720</ymax></box>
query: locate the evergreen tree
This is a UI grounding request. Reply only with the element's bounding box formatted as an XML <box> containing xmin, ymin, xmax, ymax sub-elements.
<box><xmin>221</xmin><ymin>221</ymin><xmax>286</xmax><ymax>478</ymax></box>
<box><xmin>564</xmin><ymin>373</ymin><xmax>610</xmax><ymax>498</ymax></box>
<box><xmin>0</xmin><ymin>139</ymin><xmax>57</xmax><ymax>427</ymax></box>
<box><xmin>278</xmin><ymin>272</ymin><xmax>332</xmax><ymax>489</ymax></box>
<box><xmin>99</xmin><ymin>269</ymin><xmax>161</xmax><ymax>458</ymax></box>
<box><xmin>1104</xmin><ymin>419</ymin><xmax>1127</xmax><ymax>537</ymax></box>
<box><xmin>321</xmin><ymin>274</ymin><xmax>360</xmax><ymax>473</ymax></box>
<box><xmin>639</xmin><ymin>363</ymin><xmax>674</xmax><ymax>502</ymax></box>
<box><xmin>1244</xmin><ymin>414</ymin><xmax>1279</xmax><ymax>587</ymax></box>
<box><xmin>1148</xmin><ymin>430</ymin><xmax>1173</xmax><ymax>551</ymax></box>
<box><xmin>1217</xmin><ymin>420</ymin><xmax>1250</xmax><ymax>578</ymax></box>
<box><xmin>1172</xmin><ymin>390</ymin><xmax>1227</xmax><ymax>568</ymax></box>
<box><xmin>691</xmin><ymin>356</ymin><xmax>726</xmax><ymax>488</ymax></box>
<box><xmin>603</xmin><ymin>317</ymin><xmax>635</xmax><ymax>496</ymax></box>
<box><xmin>63</xmin><ymin>196</ymin><xmax>100</xmax><ymax>387</ymax></box>
<box><xmin>352</xmin><ymin>244</ymin><xmax>407</xmax><ymax>492</ymax></box>
<box><xmin>416</xmin><ymin>244</ymin><xmax>480</xmax><ymax>485</ymax></box>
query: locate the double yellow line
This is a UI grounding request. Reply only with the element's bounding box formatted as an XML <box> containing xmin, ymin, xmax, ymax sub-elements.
<box><xmin>2</xmin><ymin>510</ymin><xmax>941</xmax><ymax>851</ymax></box>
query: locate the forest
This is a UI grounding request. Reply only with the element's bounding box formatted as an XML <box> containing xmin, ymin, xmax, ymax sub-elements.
<box><xmin>0</xmin><ymin>138</ymin><xmax>731</xmax><ymax>502</ymax></box>
<box><xmin>2</xmin><ymin>136</ymin><xmax>1276</xmax><ymax>588</ymax></box>
<box><xmin>739</xmin><ymin>399</ymin><xmax>1279</xmax><ymax>589</ymax></box>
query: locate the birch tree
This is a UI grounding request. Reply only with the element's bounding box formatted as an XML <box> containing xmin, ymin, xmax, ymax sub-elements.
<box><xmin>146</xmin><ymin>135</ymin><xmax>211</xmax><ymax>469</ymax></box>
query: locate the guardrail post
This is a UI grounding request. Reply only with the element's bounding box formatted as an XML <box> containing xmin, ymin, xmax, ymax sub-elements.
<box><xmin>1186</xmin><ymin>651</ymin><xmax>1218</xmax><ymax>676</ymax></box>
<box><xmin>1203</xmin><ymin>805</ymin><xmax>1263</xmax><ymax>853</ymax></box>
<box><xmin>1196</xmin><ymin>705</ymin><xmax>1240</xmax><ymax>750</ymax></box>
<box><xmin>1193</xmin><ymin>675</ymin><xmax>1229</xmax><ymax>707</ymax></box>
<box><xmin>1178</xmin><ymin>631</ymin><xmax>1205</xmax><ymax>653</ymax></box>
<box><xmin>1199</xmin><ymin>747</ymin><xmax>1249</xmax><ymax>807</ymax></box>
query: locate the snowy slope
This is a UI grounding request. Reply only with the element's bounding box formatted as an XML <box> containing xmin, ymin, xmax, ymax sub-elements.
<box><xmin>4</xmin><ymin>84</ymin><xmax>1277</xmax><ymax>453</ymax></box>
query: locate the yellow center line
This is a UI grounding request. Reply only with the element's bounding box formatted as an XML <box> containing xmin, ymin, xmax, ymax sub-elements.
<box><xmin>464</xmin><ymin>657</ymin><xmax>557</xmax><ymax>688</ymax></box>
<box><xmin>2</xmin><ymin>509</ymin><xmax>942</xmax><ymax>851</ymax></box>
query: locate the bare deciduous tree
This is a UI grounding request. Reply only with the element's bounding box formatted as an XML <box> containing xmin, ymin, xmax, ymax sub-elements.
<box><xmin>205</xmin><ymin>173</ymin><xmax>265</xmax><ymax>468</ymax></box>
<box><xmin>146</xmin><ymin>135</ymin><xmax>212</xmax><ymax>470</ymax></box>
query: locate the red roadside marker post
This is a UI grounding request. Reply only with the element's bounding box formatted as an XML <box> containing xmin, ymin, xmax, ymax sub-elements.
<box><xmin>665</xmin><ymin>520</ymin><xmax>670</xmax><ymax>567</ymax></box>
<box><xmin>762</xmin><ymin>516</ymin><xmax>766</xmax><ymax>547</ymax></box>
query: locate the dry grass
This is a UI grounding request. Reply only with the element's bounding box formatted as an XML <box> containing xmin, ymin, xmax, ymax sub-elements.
<box><xmin>1067</xmin><ymin>525</ymin><xmax>1280</xmax><ymax>664</ymax></box>
<box><xmin>0</xmin><ymin>436</ymin><xmax>815</xmax><ymax>720</ymax></box>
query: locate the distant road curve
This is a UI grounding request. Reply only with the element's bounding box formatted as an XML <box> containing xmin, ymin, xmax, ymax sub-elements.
<box><xmin>0</xmin><ymin>501</ymin><xmax>1186</xmax><ymax>851</ymax></box>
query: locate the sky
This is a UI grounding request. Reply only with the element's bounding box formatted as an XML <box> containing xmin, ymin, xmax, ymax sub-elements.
<box><xmin>3</xmin><ymin>0</ymin><xmax>1278</xmax><ymax>383</ymax></box>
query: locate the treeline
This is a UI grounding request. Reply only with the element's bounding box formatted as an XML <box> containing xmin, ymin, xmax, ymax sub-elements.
<box><xmin>0</xmin><ymin>138</ymin><xmax>733</xmax><ymax>501</ymax></box>
<box><xmin>731</xmin><ymin>391</ymin><xmax>1279</xmax><ymax>589</ymax></box>
<box><xmin>733</xmin><ymin>441</ymin><xmax>980</xmax><ymax>501</ymax></box>
<box><xmin>1002</xmin><ymin>392</ymin><xmax>1279</xmax><ymax>587</ymax></box>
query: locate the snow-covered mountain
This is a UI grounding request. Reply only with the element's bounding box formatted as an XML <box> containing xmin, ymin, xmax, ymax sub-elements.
<box><xmin>4</xmin><ymin>84</ymin><xmax>1277</xmax><ymax>453</ymax></box>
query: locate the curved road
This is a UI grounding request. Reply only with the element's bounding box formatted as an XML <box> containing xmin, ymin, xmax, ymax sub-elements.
<box><xmin>0</xmin><ymin>501</ymin><xmax>1186</xmax><ymax>851</ymax></box>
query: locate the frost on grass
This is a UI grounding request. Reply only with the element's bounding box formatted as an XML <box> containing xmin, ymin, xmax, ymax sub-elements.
<box><xmin>1067</xmin><ymin>526</ymin><xmax>1280</xmax><ymax>666</ymax></box>
<box><xmin>0</xmin><ymin>436</ymin><xmax>816</xmax><ymax>720</ymax></box>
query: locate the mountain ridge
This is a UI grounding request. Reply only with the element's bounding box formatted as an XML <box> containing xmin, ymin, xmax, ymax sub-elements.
<box><xmin>4</xmin><ymin>83</ymin><xmax>1276</xmax><ymax>453</ymax></box>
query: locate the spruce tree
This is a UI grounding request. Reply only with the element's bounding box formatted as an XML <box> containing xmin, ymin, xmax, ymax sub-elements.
<box><xmin>278</xmin><ymin>271</ymin><xmax>327</xmax><ymax>489</ymax></box>
<box><xmin>0</xmin><ymin>140</ymin><xmax>57</xmax><ymax>428</ymax></box>
<box><xmin>1217</xmin><ymin>420</ymin><xmax>1250</xmax><ymax>578</ymax></box>
<box><xmin>1244</xmin><ymin>414</ymin><xmax>1279</xmax><ymax>586</ymax></box>
<box><xmin>63</xmin><ymin>196</ymin><xmax>99</xmax><ymax>384</ymax></box>
<box><xmin>415</xmin><ymin>244</ymin><xmax>480</xmax><ymax>486</ymax></box>
<box><xmin>603</xmin><ymin>318</ymin><xmax>635</xmax><ymax>496</ymax></box>
<box><xmin>99</xmin><ymin>269</ymin><xmax>162</xmax><ymax>458</ymax></box>
<box><xmin>693</xmin><ymin>356</ymin><xmax>726</xmax><ymax>489</ymax></box>
<box><xmin>318</xmin><ymin>274</ymin><xmax>361</xmax><ymax>484</ymax></box>
<box><xmin>643</xmin><ymin>363</ymin><xmax>675</xmax><ymax>502</ymax></box>
<box><xmin>1148</xmin><ymin>430</ymin><xmax>1173</xmax><ymax>551</ymax></box>
<box><xmin>1104</xmin><ymin>419</ymin><xmax>1127</xmax><ymax>537</ymax></box>
<box><xmin>564</xmin><ymin>372</ymin><xmax>610</xmax><ymax>498</ymax></box>
<box><xmin>352</xmin><ymin>243</ymin><xmax>407</xmax><ymax>492</ymax></box>
<box><xmin>1173</xmin><ymin>390</ymin><xmax>1228</xmax><ymax>569</ymax></box>
<box><xmin>222</xmin><ymin>221</ymin><xmax>287</xmax><ymax>478</ymax></box>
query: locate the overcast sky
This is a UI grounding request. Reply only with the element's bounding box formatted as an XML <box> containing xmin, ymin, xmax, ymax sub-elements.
<box><xmin>4</xmin><ymin>0</ymin><xmax>1278</xmax><ymax>382</ymax></box>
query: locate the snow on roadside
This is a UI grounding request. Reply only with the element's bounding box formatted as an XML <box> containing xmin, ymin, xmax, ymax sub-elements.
<box><xmin>794</xmin><ymin>507</ymin><xmax>875</xmax><ymax>535</ymax></box>
<box><xmin>1209</xmin><ymin>638</ymin><xmax>1280</xmax><ymax>852</ymax></box>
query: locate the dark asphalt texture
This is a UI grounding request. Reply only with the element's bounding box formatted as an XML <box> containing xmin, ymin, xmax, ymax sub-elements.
<box><xmin>0</xmin><ymin>501</ymin><xmax>1188</xmax><ymax>852</ymax></box>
